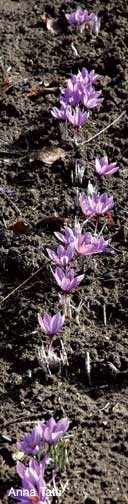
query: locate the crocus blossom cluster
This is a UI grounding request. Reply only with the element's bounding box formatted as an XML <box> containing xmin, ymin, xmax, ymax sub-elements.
<box><xmin>45</xmin><ymin>155</ymin><xmax>117</xmax><ymax>298</ymax></box>
<box><xmin>65</xmin><ymin>8</ymin><xmax>100</xmax><ymax>35</ymax></box>
<box><xmin>9</xmin><ymin>416</ymin><xmax>70</xmax><ymax>503</ymax></box>
<box><xmin>17</xmin><ymin>417</ymin><xmax>69</xmax><ymax>455</ymax></box>
<box><xmin>7</xmin><ymin>8</ymin><xmax>120</xmax><ymax>503</ymax></box>
<box><xmin>51</xmin><ymin>67</ymin><xmax>103</xmax><ymax>137</ymax></box>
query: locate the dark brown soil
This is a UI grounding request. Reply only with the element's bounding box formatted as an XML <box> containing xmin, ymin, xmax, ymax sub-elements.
<box><xmin>0</xmin><ymin>0</ymin><xmax>128</xmax><ymax>503</ymax></box>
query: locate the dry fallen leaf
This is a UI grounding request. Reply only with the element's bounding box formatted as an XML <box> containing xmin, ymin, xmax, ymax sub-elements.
<box><xmin>35</xmin><ymin>214</ymin><xmax>70</xmax><ymax>230</ymax></box>
<box><xmin>27</xmin><ymin>86</ymin><xmax>60</xmax><ymax>97</ymax></box>
<box><xmin>41</xmin><ymin>14</ymin><xmax>60</xmax><ymax>33</ymax></box>
<box><xmin>8</xmin><ymin>220</ymin><xmax>29</xmax><ymax>233</ymax></box>
<box><xmin>30</xmin><ymin>146</ymin><xmax>66</xmax><ymax>165</ymax></box>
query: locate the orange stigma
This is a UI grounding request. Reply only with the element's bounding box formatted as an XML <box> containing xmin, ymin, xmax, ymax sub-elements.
<box><xmin>31</xmin><ymin>442</ymin><xmax>36</xmax><ymax>449</ymax></box>
<box><xmin>106</xmin><ymin>212</ymin><xmax>113</xmax><ymax>223</ymax></box>
<box><xmin>29</xmin><ymin>497</ymin><xmax>40</xmax><ymax>503</ymax></box>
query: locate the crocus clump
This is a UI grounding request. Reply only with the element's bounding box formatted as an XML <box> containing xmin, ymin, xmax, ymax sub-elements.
<box><xmin>65</xmin><ymin>7</ymin><xmax>91</xmax><ymax>27</ymax></box>
<box><xmin>80</xmin><ymin>192</ymin><xmax>114</xmax><ymax>217</ymax></box>
<box><xmin>17</xmin><ymin>417</ymin><xmax>69</xmax><ymax>456</ymax></box>
<box><xmin>51</xmin><ymin>67</ymin><xmax>103</xmax><ymax>139</ymax></box>
<box><xmin>95</xmin><ymin>156</ymin><xmax>119</xmax><ymax>176</ymax></box>
<box><xmin>9</xmin><ymin>416</ymin><xmax>70</xmax><ymax>503</ymax></box>
<box><xmin>65</xmin><ymin>8</ymin><xmax>100</xmax><ymax>35</ymax></box>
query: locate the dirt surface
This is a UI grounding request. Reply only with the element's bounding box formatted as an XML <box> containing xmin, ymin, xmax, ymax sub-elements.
<box><xmin>0</xmin><ymin>0</ymin><xmax>128</xmax><ymax>502</ymax></box>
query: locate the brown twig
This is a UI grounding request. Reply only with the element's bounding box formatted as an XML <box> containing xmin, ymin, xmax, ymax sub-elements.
<box><xmin>1</xmin><ymin>264</ymin><xmax>48</xmax><ymax>306</ymax></box>
<box><xmin>3</xmin><ymin>193</ymin><xmax>22</xmax><ymax>215</ymax></box>
<box><xmin>78</xmin><ymin>110</ymin><xmax>125</xmax><ymax>146</ymax></box>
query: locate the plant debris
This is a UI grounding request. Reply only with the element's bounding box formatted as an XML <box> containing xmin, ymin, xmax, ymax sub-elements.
<box><xmin>8</xmin><ymin>220</ymin><xmax>29</xmax><ymax>233</ymax></box>
<box><xmin>30</xmin><ymin>146</ymin><xmax>66</xmax><ymax>164</ymax></box>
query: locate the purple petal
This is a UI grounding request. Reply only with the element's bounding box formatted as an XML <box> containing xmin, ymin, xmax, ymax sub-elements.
<box><xmin>46</xmin><ymin>417</ymin><xmax>57</xmax><ymax>431</ymax></box>
<box><xmin>43</xmin><ymin>313</ymin><xmax>52</xmax><ymax>333</ymax></box>
<box><xmin>55</xmin><ymin>417</ymin><xmax>70</xmax><ymax>434</ymax></box>
<box><xmin>54</xmin><ymin>267</ymin><xmax>65</xmax><ymax>284</ymax></box>
<box><xmin>47</xmin><ymin>248</ymin><xmax>59</xmax><ymax>264</ymax></box>
<box><xmin>16</xmin><ymin>462</ymin><xmax>26</xmax><ymax>479</ymax></box>
<box><xmin>51</xmin><ymin>312</ymin><xmax>65</xmax><ymax>334</ymax></box>
<box><xmin>76</xmin><ymin>274</ymin><xmax>84</xmax><ymax>285</ymax></box>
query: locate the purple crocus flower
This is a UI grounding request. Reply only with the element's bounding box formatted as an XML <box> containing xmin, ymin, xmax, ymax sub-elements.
<box><xmin>54</xmin><ymin>222</ymin><xmax>82</xmax><ymax>245</ymax></box>
<box><xmin>16</xmin><ymin>423</ymin><xmax>43</xmax><ymax>455</ymax></box>
<box><xmin>65</xmin><ymin>8</ymin><xmax>91</xmax><ymax>26</ymax></box>
<box><xmin>78</xmin><ymin>67</ymin><xmax>100</xmax><ymax>86</ymax></box>
<box><xmin>65</xmin><ymin>9</ymin><xmax>100</xmax><ymax>34</ymax></box>
<box><xmin>75</xmin><ymin>232</ymin><xmax>113</xmax><ymax>255</ymax></box>
<box><xmin>80</xmin><ymin>192</ymin><xmax>114</xmax><ymax>217</ymax></box>
<box><xmin>66</xmin><ymin>107</ymin><xmax>89</xmax><ymax>129</ymax></box>
<box><xmin>60</xmin><ymin>79</ymin><xmax>82</xmax><ymax>107</ymax></box>
<box><xmin>16</xmin><ymin>455</ymin><xmax>47</xmax><ymax>481</ymax></box>
<box><xmin>95</xmin><ymin>156</ymin><xmax>119</xmax><ymax>176</ymax></box>
<box><xmin>82</xmin><ymin>89</ymin><xmax>103</xmax><ymax>109</ymax></box>
<box><xmin>9</xmin><ymin>457</ymin><xmax>48</xmax><ymax>503</ymax></box>
<box><xmin>51</xmin><ymin>101</ymin><xmax>68</xmax><ymax>121</ymax></box>
<box><xmin>41</xmin><ymin>416</ymin><xmax>69</xmax><ymax>445</ymax></box>
<box><xmin>38</xmin><ymin>312</ymin><xmax>65</xmax><ymax>336</ymax></box>
<box><xmin>53</xmin><ymin>267</ymin><xmax>84</xmax><ymax>292</ymax></box>
<box><xmin>47</xmin><ymin>244</ymin><xmax>75</xmax><ymax>267</ymax></box>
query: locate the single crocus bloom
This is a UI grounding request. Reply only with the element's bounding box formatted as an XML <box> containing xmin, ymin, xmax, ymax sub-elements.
<box><xmin>16</xmin><ymin>455</ymin><xmax>47</xmax><ymax>481</ymax></box>
<box><xmin>95</xmin><ymin>156</ymin><xmax>119</xmax><ymax>176</ymax></box>
<box><xmin>54</xmin><ymin>222</ymin><xmax>82</xmax><ymax>245</ymax></box>
<box><xmin>60</xmin><ymin>78</ymin><xmax>82</xmax><ymax>107</ymax></box>
<box><xmin>66</xmin><ymin>107</ymin><xmax>89</xmax><ymax>129</ymax></box>
<box><xmin>42</xmin><ymin>416</ymin><xmax>69</xmax><ymax>445</ymax></box>
<box><xmin>38</xmin><ymin>312</ymin><xmax>65</xmax><ymax>336</ymax></box>
<box><xmin>16</xmin><ymin>423</ymin><xmax>43</xmax><ymax>455</ymax></box>
<box><xmin>51</xmin><ymin>102</ymin><xmax>68</xmax><ymax>121</ymax></box>
<box><xmin>9</xmin><ymin>457</ymin><xmax>48</xmax><ymax>503</ymax></box>
<box><xmin>47</xmin><ymin>244</ymin><xmax>75</xmax><ymax>267</ymax></box>
<box><xmin>53</xmin><ymin>267</ymin><xmax>84</xmax><ymax>292</ymax></box>
<box><xmin>82</xmin><ymin>89</ymin><xmax>103</xmax><ymax>109</ymax></box>
<box><xmin>80</xmin><ymin>192</ymin><xmax>114</xmax><ymax>217</ymax></box>
<box><xmin>75</xmin><ymin>233</ymin><xmax>113</xmax><ymax>255</ymax></box>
